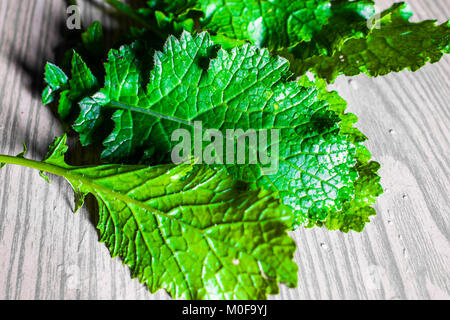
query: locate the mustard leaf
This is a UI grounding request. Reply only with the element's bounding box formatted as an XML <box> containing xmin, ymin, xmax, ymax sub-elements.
<box><xmin>42</xmin><ymin>31</ymin><xmax>382</xmax><ymax>231</ymax></box>
<box><xmin>0</xmin><ymin>134</ymin><xmax>298</xmax><ymax>299</ymax></box>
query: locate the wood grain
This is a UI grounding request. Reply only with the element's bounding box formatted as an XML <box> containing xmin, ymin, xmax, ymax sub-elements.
<box><xmin>0</xmin><ymin>0</ymin><xmax>448</xmax><ymax>300</ymax></box>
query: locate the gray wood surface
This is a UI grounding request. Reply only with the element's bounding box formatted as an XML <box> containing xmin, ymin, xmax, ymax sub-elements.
<box><xmin>0</xmin><ymin>0</ymin><xmax>448</xmax><ymax>300</ymax></box>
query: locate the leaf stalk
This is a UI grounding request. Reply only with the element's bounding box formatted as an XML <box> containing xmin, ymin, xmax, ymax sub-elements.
<box><xmin>0</xmin><ymin>155</ymin><xmax>66</xmax><ymax>177</ymax></box>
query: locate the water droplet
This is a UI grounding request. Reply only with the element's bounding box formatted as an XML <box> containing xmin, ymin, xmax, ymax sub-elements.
<box><xmin>402</xmin><ymin>194</ymin><xmax>408</xmax><ymax>200</ymax></box>
<box><xmin>387</xmin><ymin>220</ymin><xmax>392</xmax><ymax>225</ymax></box>
<box><xmin>388</xmin><ymin>129</ymin><xmax>395</xmax><ymax>135</ymax></box>
<box><xmin>348</xmin><ymin>79</ymin><xmax>358</xmax><ymax>89</ymax></box>
<box><xmin>320</xmin><ymin>242</ymin><xmax>328</xmax><ymax>250</ymax></box>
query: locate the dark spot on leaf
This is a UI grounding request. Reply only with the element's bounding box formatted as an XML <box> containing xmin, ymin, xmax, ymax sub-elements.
<box><xmin>195</xmin><ymin>44</ymin><xmax>220</xmax><ymax>70</ymax></box>
<box><xmin>295</xmin><ymin>109</ymin><xmax>339</xmax><ymax>137</ymax></box>
<box><xmin>196</xmin><ymin>55</ymin><xmax>210</xmax><ymax>70</ymax></box>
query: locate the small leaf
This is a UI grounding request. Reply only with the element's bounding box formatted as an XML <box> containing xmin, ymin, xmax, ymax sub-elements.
<box><xmin>39</xmin><ymin>171</ymin><xmax>50</xmax><ymax>183</ymax></box>
<box><xmin>16</xmin><ymin>142</ymin><xmax>27</xmax><ymax>158</ymax></box>
<box><xmin>44</xmin><ymin>134</ymin><xmax>70</xmax><ymax>166</ymax></box>
<box><xmin>42</xmin><ymin>63</ymin><xmax>69</xmax><ymax>105</ymax></box>
<box><xmin>69</xmin><ymin>51</ymin><xmax>98</xmax><ymax>100</ymax></box>
<box><xmin>42</xmin><ymin>85</ymin><xmax>55</xmax><ymax>104</ymax></box>
<box><xmin>44</xmin><ymin>63</ymin><xmax>69</xmax><ymax>91</ymax></box>
<box><xmin>58</xmin><ymin>90</ymin><xmax>72</xmax><ymax>120</ymax></box>
<box><xmin>73</xmin><ymin>190</ymin><xmax>86</xmax><ymax>213</ymax></box>
<box><xmin>81</xmin><ymin>21</ymin><xmax>104</xmax><ymax>59</ymax></box>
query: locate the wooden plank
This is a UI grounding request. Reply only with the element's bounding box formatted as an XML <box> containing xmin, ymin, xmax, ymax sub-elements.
<box><xmin>0</xmin><ymin>0</ymin><xmax>448</xmax><ymax>300</ymax></box>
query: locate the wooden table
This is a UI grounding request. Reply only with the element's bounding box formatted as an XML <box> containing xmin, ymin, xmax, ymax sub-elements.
<box><xmin>0</xmin><ymin>0</ymin><xmax>448</xmax><ymax>299</ymax></box>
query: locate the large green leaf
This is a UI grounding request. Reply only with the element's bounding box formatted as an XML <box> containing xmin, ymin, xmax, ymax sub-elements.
<box><xmin>0</xmin><ymin>135</ymin><xmax>297</xmax><ymax>299</ymax></box>
<box><xmin>43</xmin><ymin>31</ymin><xmax>382</xmax><ymax>231</ymax></box>
<box><xmin>139</xmin><ymin>1</ymin><xmax>449</xmax><ymax>81</ymax></box>
<box><xmin>148</xmin><ymin>0</ymin><xmax>333</xmax><ymax>47</ymax></box>
<box><xmin>285</xmin><ymin>2</ymin><xmax>450</xmax><ymax>81</ymax></box>
<box><xmin>284</xmin><ymin>0</ymin><xmax>376</xmax><ymax>59</ymax></box>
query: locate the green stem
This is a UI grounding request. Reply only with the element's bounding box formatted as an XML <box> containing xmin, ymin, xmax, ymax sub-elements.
<box><xmin>0</xmin><ymin>155</ymin><xmax>67</xmax><ymax>177</ymax></box>
<box><xmin>104</xmin><ymin>0</ymin><xmax>166</xmax><ymax>40</ymax></box>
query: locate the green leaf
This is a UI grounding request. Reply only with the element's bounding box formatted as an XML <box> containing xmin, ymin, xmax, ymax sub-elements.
<box><xmin>42</xmin><ymin>63</ymin><xmax>69</xmax><ymax>105</ymax></box>
<box><xmin>44</xmin><ymin>63</ymin><xmax>69</xmax><ymax>91</ymax></box>
<box><xmin>285</xmin><ymin>2</ymin><xmax>450</xmax><ymax>82</ymax></box>
<box><xmin>149</xmin><ymin>0</ymin><xmax>333</xmax><ymax>47</ymax></box>
<box><xmin>51</xmin><ymin>31</ymin><xmax>382</xmax><ymax>231</ymax></box>
<box><xmin>142</xmin><ymin>1</ymin><xmax>449</xmax><ymax>81</ymax></box>
<box><xmin>0</xmin><ymin>135</ymin><xmax>298</xmax><ymax>299</ymax></box>
<box><xmin>285</xmin><ymin>0</ymin><xmax>376</xmax><ymax>59</ymax></box>
<box><xmin>58</xmin><ymin>90</ymin><xmax>72</xmax><ymax>120</ymax></box>
<box><xmin>42</xmin><ymin>85</ymin><xmax>55</xmax><ymax>105</ymax></box>
<box><xmin>298</xmin><ymin>78</ymin><xmax>382</xmax><ymax>231</ymax></box>
<box><xmin>69</xmin><ymin>51</ymin><xmax>99</xmax><ymax>100</ymax></box>
<box><xmin>42</xmin><ymin>21</ymin><xmax>103</xmax><ymax>109</ymax></box>
<box><xmin>43</xmin><ymin>50</ymin><xmax>100</xmax><ymax>122</ymax></box>
<box><xmin>81</xmin><ymin>21</ymin><xmax>105</xmax><ymax>59</ymax></box>
<box><xmin>16</xmin><ymin>142</ymin><xmax>27</xmax><ymax>158</ymax></box>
